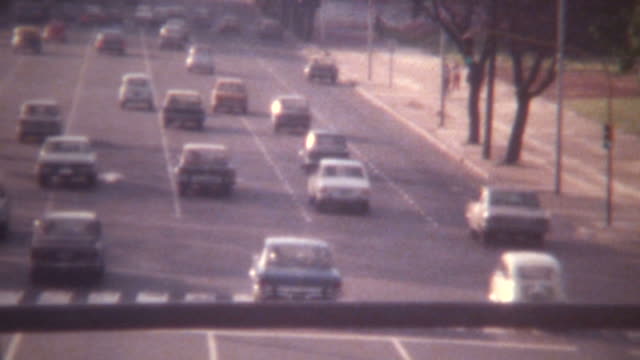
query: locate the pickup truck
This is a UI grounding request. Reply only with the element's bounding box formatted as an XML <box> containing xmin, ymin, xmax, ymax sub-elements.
<box><xmin>162</xmin><ymin>89</ymin><xmax>206</xmax><ymax>130</ymax></box>
<box><xmin>465</xmin><ymin>186</ymin><xmax>550</xmax><ymax>247</ymax></box>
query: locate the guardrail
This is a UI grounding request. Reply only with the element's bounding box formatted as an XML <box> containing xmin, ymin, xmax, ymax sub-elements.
<box><xmin>1</xmin><ymin>302</ymin><xmax>640</xmax><ymax>332</ymax></box>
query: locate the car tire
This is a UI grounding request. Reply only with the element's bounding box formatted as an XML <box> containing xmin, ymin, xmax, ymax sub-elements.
<box><xmin>359</xmin><ymin>202</ymin><xmax>369</xmax><ymax>215</ymax></box>
<box><xmin>86</xmin><ymin>174</ymin><xmax>97</xmax><ymax>188</ymax></box>
<box><xmin>0</xmin><ymin>222</ymin><xmax>8</xmax><ymax>240</ymax></box>
<box><xmin>481</xmin><ymin>231</ymin><xmax>494</xmax><ymax>247</ymax></box>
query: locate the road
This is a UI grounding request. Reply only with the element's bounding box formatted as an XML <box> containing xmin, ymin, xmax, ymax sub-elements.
<box><xmin>0</xmin><ymin>2</ymin><xmax>638</xmax><ymax>358</ymax></box>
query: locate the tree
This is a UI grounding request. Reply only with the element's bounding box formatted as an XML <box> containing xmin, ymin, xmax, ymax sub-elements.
<box><xmin>422</xmin><ymin>0</ymin><xmax>495</xmax><ymax>144</ymax></box>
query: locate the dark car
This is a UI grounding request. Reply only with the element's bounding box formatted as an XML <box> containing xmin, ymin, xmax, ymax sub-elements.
<box><xmin>30</xmin><ymin>210</ymin><xmax>105</xmax><ymax>282</ymax></box>
<box><xmin>258</xmin><ymin>18</ymin><xmax>283</xmax><ymax>40</ymax></box>
<box><xmin>304</xmin><ymin>56</ymin><xmax>339</xmax><ymax>84</ymax></box>
<box><xmin>11</xmin><ymin>26</ymin><xmax>42</xmax><ymax>54</ymax></box>
<box><xmin>42</xmin><ymin>20</ymin><xmax>66</xmax><ymax>42</ymax></box>
<box><xmin>211</xmin><ymin>78</ymin><xmax>248</xmax><ymax>114</ymax></box>
<box><xmin>17</xmin><ymin>99</ymin><xmax>63</xmax><ymax>142</ymax></box>
<box><xmin>270</xmin><ymin>95</ymin><xmax>311</xmax><ymax>134</ymax></box>
<box><xmin>174</xmin><ymin>143</ymin><xmax>236</xmax><ymax>196</ymax></box>
<box><xmin>95</xmin><ymin>30</ymin><xmax>125</xmax><ymax>55</ymax></box>
<box><xmin>162</xmin><ymin>89</ymin><xmax>206</xmax><ymax>130</ymax></box>
<box><xmin>299</xmin><ymin>129</ymin><xmax>349</xmax><ymax>172</ymax></box>
<box><xmin>249</xmin><ymin>237</ymin><xmax>342</xmax><ymax>301</ymax></box>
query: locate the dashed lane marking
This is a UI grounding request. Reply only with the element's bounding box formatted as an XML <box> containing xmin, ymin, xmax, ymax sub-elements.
<box><xmin>87</xmin><ymin>291</ymin><xmax>121</xmax><ymax>304</ymax></box>
<box><xmin>135</xmin><ymin>291</ymin><xmax>169</xmax><ymax>304</ymax></box>
<box><xmin>184</xmin><ymin>292</ymin><xmax>218</xmax><ymax>303</ymax></box>
<box><xmin>36</xmin><ymin>290</ymin><xmax>73</xmax><ymax>305</ymax></box>
<box><xmin>232</xmin><ymin>293</ymin><xmax>253</xmax><ymax>303</ymax></box>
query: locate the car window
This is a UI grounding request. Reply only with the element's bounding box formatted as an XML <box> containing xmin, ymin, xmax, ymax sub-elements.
<box><xmin>126</xmin><ymin>78</ymin><xmax>149</xmax><ymax>87</ymax></box>
<box><xmin>266</xmin><ymin>245</ymin><xmax>332</xmax><ymax>268</ymax></box>
<box><xmin>169</xmin><ymin>95</ymin><xmax>201</xmax><ymax>107</ymax></box>
<box><xmin>45</xmin><ymin>141</ymin><xmax>91</xmax><ymax>153</ymax></box>
<box><xmin>27</xmin><ymin>105</ymin><xmax>59</xmax><ymax>116</ymax></box>
<box><xmin>517</xmin><ymin>265</ymin><xmax>555</xmax><ymax>281</ymax></box>
<box><xmin>40</xmin><ymin>219</ymin><xmax>100</xmax><ymax>238</ymax></box>
<box><xmin>317</xmin><ymin>135</ymin><xmax>346</xmax><ymax>147</ymax></box>
<box><xmin>218</xmin><ymin>82</ymin><xmax>244</xmax><ymax>93</ymax></box>
<box><xmin>490</xmin><ymin>191</ymin><xmax>540</xmax><ymax>208</ymax></box>
<box><xmin>323</xmin><ymin>166</ymin><xmax>338</xmax><ymax>176</ymax></box>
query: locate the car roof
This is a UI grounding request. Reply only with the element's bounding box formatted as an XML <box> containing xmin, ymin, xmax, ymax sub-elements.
<box><xmin>216</xmin><ymin>77</ymin><xmax>244</xmax><ymax>85</ymax></box>
<box><xmin>45</xmin><ymin>135</ymin><xmax>90</xmax><ymax>143</ymax></box>
<box><xmin>122</xmin><ymin>72</ymin><xmax>149</xmax><ymax>80</ymax></box>
<box><xmin>318</xmin><ymin>158</ymin><xmax>363</xmax><ymax>167</ymax></box>
<box><xmin>501</xmin><ymin>251</ymin><xmax>561</xmax><ymax>269</ymax></box>
<box><xmin>183</xmin><ymin>143</ymin><xmax>228</xmax><ymax>154</ymax></box>
<box><xmin>43</xmin><ymin>210</ymin><xmax>98</xmax><ymax>222</ymax></box>
<box><xmin>276</xmin><ymin>94</ymin><xmax>306</xmax><ymax>102</ymax></box>
<box><xmin>14</xmin><ymin>26</ymin><xmax>40</xmax><ymax>33</ymax></box>
<box><xmin>264</xmin><ymin>236</ymin><xmax>329</xmax><ymax>248</ymax></box>
<box><xmin>485</xmin><ymin>185</ymin><xmax>539</xmax><ymax>194</ymax></box>
<box><xmin>23</xmin><ymin>99</ymin><xmax>59</xmax><ymax>107</ymax></box>
<box><xmin>308</xmin><ymin>128</ymin><xmax>343</xmax><ymax>137</ymax></box>
<box><xmin>167</xmin><ymin>89</ymin><xmax>200</xmax><ymax>97</ymax></box>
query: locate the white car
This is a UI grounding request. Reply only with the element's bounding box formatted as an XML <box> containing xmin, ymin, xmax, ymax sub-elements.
<box><xmin>488</xmin><ymin>251</ymin><xmax>567</xmax><ymax>303</ymax></box>
<box><xmin>307</xmin><ymin>158</ymin><xmax>370</xmax><ymax>214</ymax></box>
<box><xmin>118</xmin><ymin>73</ymin><xmax>154</xmax><ymax>111</ymax></box>
<box><xmin>35</xmin><ymin>135</ymin><xmax>98</xmax><ymax>188</ymax></box>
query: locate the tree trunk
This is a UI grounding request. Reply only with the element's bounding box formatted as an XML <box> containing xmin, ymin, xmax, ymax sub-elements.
<box><xmin>467</xmin><ymin>62</ymin><xmax>483</xmax><ymax>144</ymax></box>
<box><xmin>504</xmin><ymin>94</ymin><xmax>532</xmax><ymax>164</ymax></box>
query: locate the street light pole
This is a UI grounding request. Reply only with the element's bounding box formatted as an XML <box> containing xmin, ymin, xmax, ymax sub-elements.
<box><xmin>554</xmin><ymin>0</ymin><xmax>566</xmax><ymax>194</ymax></box>
<box><xmin>367</xmin><ymin>0</ymin><xmax>373</xmax><ymax>80</ymax></box>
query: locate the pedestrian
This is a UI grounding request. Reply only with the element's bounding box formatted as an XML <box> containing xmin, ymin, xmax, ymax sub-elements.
<box><xmin>451</xmin><ymin>62</ymin><xmax>461</xmax><ymax>91</ymax></box>
<box><xmin>442</xmin><ymin>62</ymin><xmax>451</xmax><ymax>97</ymax></box>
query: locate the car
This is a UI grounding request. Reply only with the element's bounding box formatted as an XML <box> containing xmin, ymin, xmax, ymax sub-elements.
<box><xmin>17</xmin><ymin>99</ymin><xmax>63</xmax><ymax>142</ymax></box>
<box><xmin>30</xmin><ymin>210</ymin><xmax>105</xmax><ymax>282</ymax></box>
<box><xmin>211</xmin><ymin>77</ymin><xmax>248</xmax><ymax>114</ymax></box>
<box><xmin>270</xmin><ymin>95</ymin><xmax>311</xmax><ymax>133</ymax></box>
<box><xmin>11</xmin><ymin>26</ymin><xmax>42</xmax><ymax>54</ymax></box>
<box><xmin>304</xmin><ymin>56</ymin><xmax>339</xmax><ymax>84</ymax></box>
<box><xmin>488</xmin><ymin>251</ymin><xmax>567</xmax><ymax>303</ymax></box>
<box><xmin>186</xmin><ymin>45</ymin><xmax>214</xmax><ymax>74</ymax></box>
<box><xmin>161</xmin><ymin>89</ymin><xmax>206</xmax><ymax>130</ymax></box>
<box><xmin>158</xmin><ymin>23</ymin><xmax>188</xmax><ymax>49</ymax></box>
<box><xmin>258</xmin><ymin>18</ymin><xmax>283</xmax><ymax>40</ymax></box>
<box><xmin>118</xmin><ymin>73</ymin><xmax>155</xmax><ymax>111</ymax></box>
<box><xmin>35</xmin><ymin>135</ymin><xmax>98</xmax><ymax>188</ymax></box>
<box><xmin>95</xmin><ymin>29</ymin><xmax>125</xmax><ymax>55</ymax></box>
<box><xmin>249</xmin><ymin>236</ymin><xmax>342</xmax><ymax>301</ymax></box>
<box><xmin>174</xmin><ymin>143</ymin><xmax>235</xmax><ymax>196</ymax></box>
<box><xmin>465</xmin><ymin>186</ymin><xmax>551</xmax><ymax>247</ymax></box>
<box><xmin>42</xmin><ymin>20</ymin><xmax>66</xmax><ymax>42</ymax></box>
<box><xmin>299</xmin><ymin>129</ymin><xmax>349</xmax><ymax>172</ymax></box>
<box><xmin>216</xmin><ymin>15</ymin><xmax>241</xmax><ymax>34</ymax></box>
<box><xmin>307</xmin><ymin>158</ymin><xmax>371</xmax><ymax>214</ymax></box>
<box><xmin>0</xmin><ymin>182</ymin><xmax>10</xmax><ymax>240</ymax></box>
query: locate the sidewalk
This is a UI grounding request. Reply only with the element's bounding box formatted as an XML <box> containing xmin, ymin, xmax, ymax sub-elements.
<box><xmin>298</xmin><ymin>42</ymin><xmax>640</xmax><ymax>250</ymax></box>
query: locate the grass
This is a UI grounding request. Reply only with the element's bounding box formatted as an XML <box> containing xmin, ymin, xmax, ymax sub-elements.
<box><xmin>566</xmin><ymin>97</ymin><xmax>640</xmax><ymax>135</ymax></box>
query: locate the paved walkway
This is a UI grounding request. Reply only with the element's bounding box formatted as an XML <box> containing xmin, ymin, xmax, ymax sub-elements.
<box><xmin>296</xmin><ymin>40</ymin><xmax>639</xmax><ymax>250</ymax></box>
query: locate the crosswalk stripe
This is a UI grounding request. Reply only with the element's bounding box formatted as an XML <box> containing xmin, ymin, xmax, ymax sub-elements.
<box><xmin>0</xmin><ymin>290</ymin><xmax>23</xmax><ymax>306</ymax></box>
<box><xmin>232</xmin><ymin>293</ymin><xmax>253</xmax><ymax>303</ymax></box>
<box><xmin>87</xmin><ymin>291</ymin><xmax>121</xmax><ymax>304</ymax></box>
<box><xmin>136</xmin><ymin>291</ymin><xmax>169</xmax><ymax>304</ymax></box>
<box><xmin>37</xmin><ymin>290</ymin><xmax>73</xmax><ymax>305</ymax></box>
<box><xmin>184</xmin><ymin>292</ymin><xmax>217</xmax><ymax>303</ymax></box>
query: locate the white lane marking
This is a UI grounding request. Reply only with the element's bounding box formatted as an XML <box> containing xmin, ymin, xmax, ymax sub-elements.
<box><xmin>356</xmin><ymin>86</ymin><xmax>489</xmax><ymax>180</ymax></box>
<box><xmin>87</xmin><ymin>290</ymin><xmax>121</xmax><ymax>304</ymax></box>
<box><xmin>44</xmin><ymin>34</ymin><xmax>96</xmax><ymax>213</ymax></box>
<box><xmin>136</xmin><ymin>291</ymin><xmax>169</xmax><ymax>304</ymax></box>
<box><xmin>4</xmin><ymin>333</ymin><xmax>23</xmax><ymax>360</ymax></box>
<box><xmin>184</xmin><ymin>292</ymin><xmax>217</xmax><ymax>303</ymax></box>
<box><xmin>0</xmin><ymin>58</ymin><xmax>23</xmax><ymax>97</ymax></box>
<box><xmin>205</xmin><ymin>329</ymin><xmax>577</xmax><ymax>352</ymax></box>
<box><xmin>207</xmin><ymin>332</ymin><xmax>219</xmax><ymax>360</ymax></box>
<box><xmin>0</xmin><ymin>290</ymin><xmax>23</xmax><ymax>306</ymax></box>
<box><xmin>140</xmin><ymin>30</ymin><xmax>182</xmax><ymax>219</ymax></box>
<box><xmin>392</xmin><ymin>337</ymin><xmax>413</xmax><ymax>360</ymax></box>
<box><xmin>37</xmin><ymin>290</ymin><xmax>73</xmax><ymax>305</ymax></box>
<box><xmin>232</xmin><ymin>293</ymin><xmax>253</xmax><ymax>303</ymax></box>
<box><xmin>241</xmin><ymin>116</ymin><xmax>312</xmax><ymax>223</ymax></box>
<box><xmin>253</xmin><ymin>49</ymin><xmax>438</xmax><ymax>228</ymax></box>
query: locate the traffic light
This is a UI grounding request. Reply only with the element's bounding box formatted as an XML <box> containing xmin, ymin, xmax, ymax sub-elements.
<box><xmin>603</xmin><ymin>123</ymin><xmax>613</xmax><ymax>149</ymax></box>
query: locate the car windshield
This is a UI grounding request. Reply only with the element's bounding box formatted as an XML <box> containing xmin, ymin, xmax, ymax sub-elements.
<box><xmin>168</xmin><ymin>94</ymin><xmax>201</xmax><ymax>107</ymax></box>
<box><xmin>517</xmin><ymin>265</ymin><xmax>555</xmax><ymax>281</ymax></box>
<box><xmin>183</xmin><ymin>149</ymin><xmax>228</xmax><ymax>166</ymax></box>
<box><xmin>126</xmin><ymin>78</ymin><xmax>148</xmax><ymax>87</ymax></box>
<box><xmin>45</xmin><ymin>140</ymin><xmax>91</xmax><ymax>153</ymax></box>
<box><xmin>39</xmin><ymin>218</ymin><xmax>99</xmax><ymax>239</ymax></box>
<box><xmin>26</xmin><ymin>104</ymin><xmax>59</xmax><ymax>116</ymax></box>
<box><xmin>281</xmin><ymin>97</ymin><xmax>308</xmax><ymax>111</ymax></box>
<box><xmin>323</xmin><ymin>165</ymin><xmax>364</xmax><ymax>178</ymax></box>
<box><xmin>316</xmin><ymin>134</ymin><xmax>346</xmax><ymax>148</ymax></box>
<box><xmin>266</xmin><ymin>244</ymin><xmax>332</xmax><ymax>268</ymax></box>
<box><xmin>490</xmin><ymin>191</ymin><xmax>540</xmax><ymax>208</ymax></box>
<box><xmin>218</xmin><ymin>82</ymin><xmax>244</xmax><ymax>93</ymax></box>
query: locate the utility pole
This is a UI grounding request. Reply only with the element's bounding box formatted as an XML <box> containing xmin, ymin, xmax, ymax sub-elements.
<box><xmin>483</xmin><ymin>0</ymin><xmax>497</xmax><ymax>159</ymax></box>
<box><xmin>554</xmin><ymin>0</ymin><xmax>566</xmax><ymax>194</ymax></box>
<box><xmin>367</xmin><ymin>0</ymin><xmax>373</xmax><ymax>80</ymax></box>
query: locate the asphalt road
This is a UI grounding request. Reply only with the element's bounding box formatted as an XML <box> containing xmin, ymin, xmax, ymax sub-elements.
<box><xmin>0</xmin><ymin>3</ymin><xmax>639</xmax><ymax>358</ymax></box>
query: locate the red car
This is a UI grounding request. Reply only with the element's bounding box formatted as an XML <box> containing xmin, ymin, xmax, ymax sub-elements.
<box><xmin>42</xmin><ymin>21</ymin><xmax>66</xmax><ymax>42</ymax></box>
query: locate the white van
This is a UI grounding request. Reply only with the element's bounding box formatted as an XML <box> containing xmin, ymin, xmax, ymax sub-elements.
<box><xmin>488</xmin><ymin>251</ymin><xmax>567</xmax><ymax>303</ymax></box>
